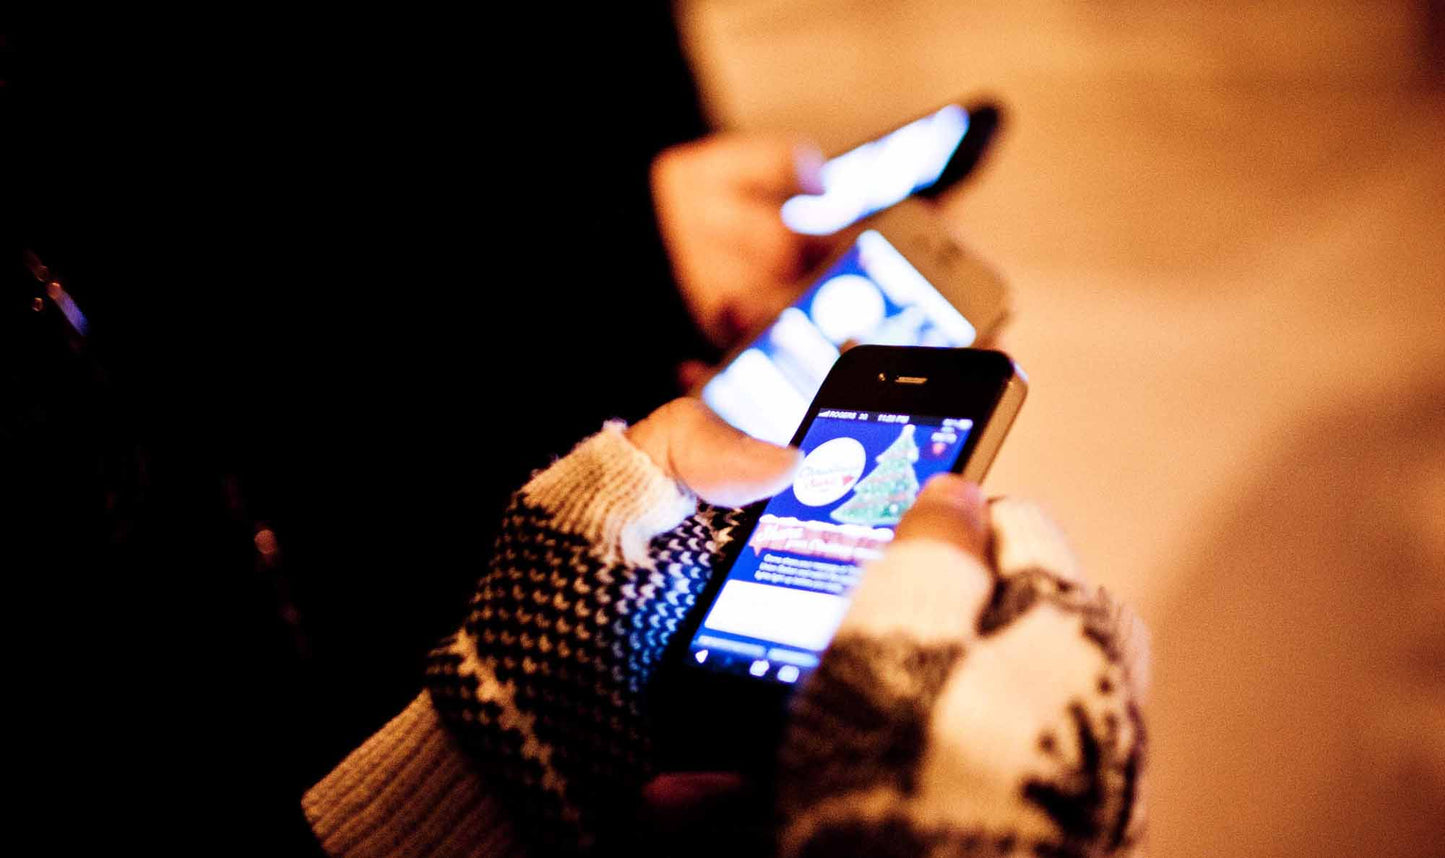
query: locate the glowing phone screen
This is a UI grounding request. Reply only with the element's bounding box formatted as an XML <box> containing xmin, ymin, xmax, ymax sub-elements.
<box><xmin>781</xmin><ymin>104</ymin><xmax>969</xmax><ymax>235</ymax></box>
<box><xmin>702</xmin><ymin>230</ymin><xmax>976</xmax><ymax>445</ymax></box>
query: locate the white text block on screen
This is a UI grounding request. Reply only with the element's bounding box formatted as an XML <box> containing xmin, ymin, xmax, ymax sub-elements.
<box><xmin>701</xmin><ymin>579</ymin><xmax>849</xmax><ymax>652</ymax></box>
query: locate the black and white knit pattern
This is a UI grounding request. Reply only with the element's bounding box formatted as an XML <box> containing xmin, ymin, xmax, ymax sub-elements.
<box><xmin>777</xmin><ymin>502</ymin><xmax>1146</xmax><ymax>858</ymax></box>
<box><xmin>307</xmin><ymin>425</ymin><xmax>1146</xmax><ymax>858</ymax></box>
<box><xmin>427</xmin><ymin>492</ymin><xmax>740</xmax><ymax>851</ymax></box>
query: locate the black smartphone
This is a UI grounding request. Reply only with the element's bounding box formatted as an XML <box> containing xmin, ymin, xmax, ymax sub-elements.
<box><xmin>780</xmin><ymin>101</ymin><xmax>1003</xmax><ymax>236</ymax></box>
<box><xmin>654</xmin><ymin>346</ymin><xmax>1026</xmax><ymax>772</ymax></box>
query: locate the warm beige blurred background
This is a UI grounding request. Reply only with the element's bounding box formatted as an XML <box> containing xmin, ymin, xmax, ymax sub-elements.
<box><xmin>677</xmin><ymin>1</ymin><xmax>1444</xmax><ymax>854</ymax></box>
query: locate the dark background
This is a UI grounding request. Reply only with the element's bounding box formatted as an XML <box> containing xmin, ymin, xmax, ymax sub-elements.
<box><xmin>5</xmin><ymin>5</ymin><xmax>711</xmax><ymax>852</ymax></box>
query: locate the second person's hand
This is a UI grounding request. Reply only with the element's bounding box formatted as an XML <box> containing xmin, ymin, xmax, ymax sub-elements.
<box><xmin>652</xmin><ymin>133</ymin><xmax>835</xmax><ymax>350</ymax></box>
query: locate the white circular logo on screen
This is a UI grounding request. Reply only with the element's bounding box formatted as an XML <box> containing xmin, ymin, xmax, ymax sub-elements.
<box><xmin>793</xmin><ymin>437</ymin><xmax>867</xmax><ymax>506</ymax></box>
<box><xmin>811</xmin><ymin>274</ymin><xmax>886</xmax><ymax>345</ymax></box>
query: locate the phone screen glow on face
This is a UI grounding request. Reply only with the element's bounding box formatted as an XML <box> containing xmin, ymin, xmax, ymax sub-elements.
<box><xmin>702</xmin><ymin>230</ymin><xmax>976</xmax><ymax>445</ymax></box>
<box><xmin>780</xmin><ymin>104</ymin><xmax>968</xmax><ymax>236</ymax></box>
<box><xmin>686</xmin><ymin>410</ymin><xmax>974</xmax><ymax>685</ymax></box>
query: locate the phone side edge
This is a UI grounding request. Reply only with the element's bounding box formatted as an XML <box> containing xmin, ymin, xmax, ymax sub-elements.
<box><xmin>958</xmin><ymin>368</ymin><xmax>1027</xmax><ymax>483</ymax></box>
<box><xmin>869</xmin><ymin>201</ymin><xmax>1011</xmax><ymax>345</ymax></box>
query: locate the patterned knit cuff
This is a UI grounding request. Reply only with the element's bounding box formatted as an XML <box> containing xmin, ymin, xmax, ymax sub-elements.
<box><xmin>837</xmin><ymin>539</ymin><xmax>994</xmax><ymax>644</ymax></box>
<box><xmin>990</xmin><ymin>497</ymin><xmax>1150</xmax><ymax>700</ymax></box>
<box><xmin>521</xmin><ymin>420</ymin><xmax>696</xmax><ymax>567</ymax></box>
<box><xmin>303</xmin><ymin>692</ymin><xmax>524</xmax><ymax>858</ymax></box>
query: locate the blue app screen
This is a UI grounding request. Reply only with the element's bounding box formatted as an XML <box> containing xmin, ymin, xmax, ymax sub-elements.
<box><xmin>687</xmin><ymin>409</ymin><xmax>973</xmax><ymax>685</ymax></box>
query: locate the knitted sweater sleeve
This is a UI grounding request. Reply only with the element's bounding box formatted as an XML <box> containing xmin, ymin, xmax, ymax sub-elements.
<box><xmin>303</xmin><ymin>422</ymin><xmax>710</xmax><ymax>856</ymax></box>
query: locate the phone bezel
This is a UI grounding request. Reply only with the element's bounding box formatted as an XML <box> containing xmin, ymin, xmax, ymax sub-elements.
<box><xmin>653</xmin><ymin>346</ymin><xmax>1025</xmax><ymax>773</ymax></box>
<box><xmin>915</xmin><ymin>102</ymin><xmax>1002</xmax><ymax>201</ymax></box>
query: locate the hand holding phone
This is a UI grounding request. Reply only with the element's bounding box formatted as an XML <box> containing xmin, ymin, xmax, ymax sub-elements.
<box><xmin>653</xmin><ymin>100</ymin><xmax>1002</xmax><ymax>351</ymax></box>
<box><xmin>658</xmin><ymin>345</ymin><xmax>1027</xmax><ymax>771</ymax></box>
<box><xmin>653</xmin><ymin>134</ymin><xmax>835</xmax><ymax>348</ymax></box>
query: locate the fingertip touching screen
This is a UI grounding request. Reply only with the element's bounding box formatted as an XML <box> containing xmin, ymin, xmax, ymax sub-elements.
<box><xmin>686</xmin><ymin>409</ymin><xmax>973</xmax><ymax>685</ymax></box>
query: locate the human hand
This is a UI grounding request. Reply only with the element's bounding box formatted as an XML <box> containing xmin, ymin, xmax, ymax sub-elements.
<box><xmin>644</xmin><ymin>477</ymin><xmax>1147</xmax><ymax>855</ymax></box>
<box><xmin>652</xmin><ymin>133</ymin><xmax>834</xmax><ymax>349</ymax></box>
<box><xmin>624</xmin><ymin>396</ymin><xmax>802</xmax><ymax>507</ymax></box>
<box><xmin>427</xmin><ymin>398</ymin><xmax>798</xmax><ymax>851</ymax></box>
<box><xmin>776</xmin><ymin>474</ymin><xmax>1149</xmax><ymax>857</ymax></box>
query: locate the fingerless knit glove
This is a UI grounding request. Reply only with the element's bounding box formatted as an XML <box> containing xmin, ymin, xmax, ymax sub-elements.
<box><xmin>304</xmin><ymin>425</ymin><xmax>1148</xmax><ymax>858</ymax></box>
<box><xmin>424</xmin><ymin>422</ymin><xmax>739</xmax><ymax>851</ymax></box>
<box><xmin>305</xmin><ymin>423</ymin><xmax>737</xmax><ymax>856</ymax></box>
<box><xmin>777</xmin><ymin>499</ymin><xmax>1148</xmax><ymax>858</ymax></box>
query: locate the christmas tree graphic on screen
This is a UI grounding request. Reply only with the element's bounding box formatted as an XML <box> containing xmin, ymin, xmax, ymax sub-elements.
<box><xmin>830</xmin><ymin>423</ymin><xmax>920</xmax><ymax>526</ymax></box>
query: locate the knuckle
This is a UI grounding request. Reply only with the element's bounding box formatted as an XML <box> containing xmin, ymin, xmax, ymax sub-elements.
<box><xmin>658</xmin><ymin>396</ymin><xmax>705</xmax><ymax>427</ymax></box>
<box><xmin>651</xmin><ymin>146</ymin><xmax>687</xmax><ymax>186</ymax></box>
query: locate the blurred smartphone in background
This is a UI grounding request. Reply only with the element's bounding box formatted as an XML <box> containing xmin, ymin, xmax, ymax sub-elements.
<box><xmin>699</xmin><ymin>199</ymin><xmax>1009</xmax><ymax>444</ymax></box>
<box><xmin>781</xmin><ymin>101</ymin><xmax>1002</xmax><ymax>236</ymax></box>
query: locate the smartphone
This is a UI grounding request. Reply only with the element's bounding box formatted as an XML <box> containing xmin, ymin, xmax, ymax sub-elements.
<box><xmin>656</xmin><ymin>346</ymin><xmax>1026</xmax><ymax>771</ymax></box>
<box><xmin>699</xmin><ymin>199</ymin><xmax>1008</xmax><ymax>445</ymax></box>
<box><xmin>781</xmin><ymin>101</ymin><xmax>1001</xmax><ymax>236</ymax></box>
